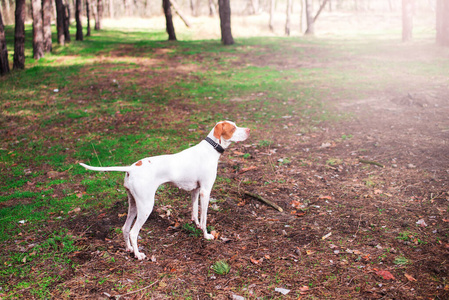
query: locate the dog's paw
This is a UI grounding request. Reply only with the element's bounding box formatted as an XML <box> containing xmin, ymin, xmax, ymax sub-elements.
<box><xmin>204</xmin><ymin>233</ymin><xmax>215</xmax><ymax>240</ymax></box>
<box><xmin>125</xmin><ymin>246</ymin><xmax>134</xmax><ymax>253</ymax></box>
<box><xmin>135</xmin><ymin>252</ymin><xmax>147</xmax><ymax>260</ymax></box>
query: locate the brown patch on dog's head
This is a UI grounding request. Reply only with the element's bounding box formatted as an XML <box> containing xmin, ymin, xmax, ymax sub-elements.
<box><xmin>213</xmin><ymin>121</ymin><xmax>236</xmax><ymax>141</ymax></box>
<box><xmin>136</xmin><ymin>160</ymin><xmax>143</xmax><ymax>166</ymax></box>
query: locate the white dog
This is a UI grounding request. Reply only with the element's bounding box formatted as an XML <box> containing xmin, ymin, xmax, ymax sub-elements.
<box><xmin>80</xmin><ymin>121</ymin><xmax>250</xmax><ymax>260</ymax></box>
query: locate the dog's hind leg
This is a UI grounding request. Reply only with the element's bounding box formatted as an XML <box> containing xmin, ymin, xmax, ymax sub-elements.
<box><xmin>122</xmin><ymin>189</ymin><xmax>137</xmax><ymax>253</ymax></box>
<box><xmin>129</xmin><ymin>187</ymin><xmax>156</xmax><ymax>260</ymax></box>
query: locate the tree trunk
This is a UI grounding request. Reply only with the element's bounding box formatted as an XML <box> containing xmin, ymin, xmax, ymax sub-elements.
<box><xmin>299</xmin><ymin>0</ymin><xmax>306</xmax><ymax>33</ymax></box>
<box><xmin>170</xmin><ymin>0</ymin><xmax>191</xmax><ymax>28</ymax></box>
<box><xmin>402</xmin><ymin>0</ymin><xmax>413</xmax><ymax>42</ymax></box>
<box><xmin>76</xmin><ymin>0</ymin><xmax>83</xmax><ymax>40</ymax></box>
<box><xmin>305</xmin><ymin>0</ymin><xmax>329</xmax><ymax>35</ymax></box>
<box><xmin>124</xmin><ymin>0</ymin><xmax>132</xmax><ymax>16</ymax></box>
<box><xmin>269</xmin><ymin>0</ymin><xmax>275</xmax><ymax>31</ymax></box>
<box><xmin>250</xmin><ymin>0</ymin><xmax>259</xmax><ymax>14</ymax></box>
<box><xmin>42</xmin><ymin>0</ymin><xmax>52</xmax><ymax>52</ymax></box>
<box><xmin>285</xmin><ymin>0</ymin><xmax>292</xmax><ymax>35</ymax></box>
<box><xmin>86</xmin><ymin>0</ymin><xmax>91</xmax><ymax>36</ymax></box>
<box><xmin>218</xmin><ymin>0</ymin><xmax>234</xmax><ymax>45</ymax></box>
<box><xmin>3</xmin><ymin>0</ymin><xmax>12</xmax><ymax>24</ymax></box>
<box><xmin>436</xmin><ymin>0</ymin><xmax>449</xmax><ymax>46</ymax></box>
<box><xmin>190</xmin><ymin>0</ymin><xmax>198</xmax><ymax>17</ymax></box>
<box><xmin>13</xmin><ymin>0</ymin><xmax>25</xmax><ymax>69</ymax></box>
<box><xmin>63</xmin><ymin>4</ymin><xmax>71</xmax><ymax>42</ymax></box>
<box><xmin>209</xmin><ymin>0</ymin><xmax>216</xmax><ymax>17</ymax></box>
<box><xmin>95</xmin><ymin>0</ymin><xmax>102</xmax><ymax>30</ymax></box>
<box><xmin>55</xmin><ymin>0</ymin><xmax>65</xmax><ymax>45</ymax></box>
<box><xmin>31</xmin><ymin>0</ymin><xmax>44</xmax><ymax>60</ymax></box>
<box><xmin>163</xmin><ymin>0</ymin><xmax>176</xmax><ymax>41</ymax></box>
<box><xmin>304</xmin><ymin>0</ymin><xmax>314</xmax><ymax>34</ymax></box>
<box><xmin>0</xmin><ymin>11</ymin><xmax>10</xmax><ymax>76</ymax></box>
<box><xmin>109</xmin><ymin>0</ymin><xmax>114</xmax><ymax>18</ymax></box>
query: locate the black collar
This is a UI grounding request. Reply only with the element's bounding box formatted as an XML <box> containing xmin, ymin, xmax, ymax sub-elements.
<box><xmin>205</xmin><ymin>137</ymin><xmax>225</xmax><ymax>154</ymax></box>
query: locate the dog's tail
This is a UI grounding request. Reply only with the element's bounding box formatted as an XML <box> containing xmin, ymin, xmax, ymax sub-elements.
<box><xmin>79</xmin><ymin>163</ymin><xmax>132</xmax><ymax>173</ymax></box>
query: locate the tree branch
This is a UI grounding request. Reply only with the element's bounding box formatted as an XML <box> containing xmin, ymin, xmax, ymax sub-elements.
<box><xmin>313</xmin><ymin>0</ymin><xmax>329</xmax><ymax>23</ymax></box>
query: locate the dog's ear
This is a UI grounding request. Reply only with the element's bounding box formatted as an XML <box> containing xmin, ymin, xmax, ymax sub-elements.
<box><xmin>213</xmin><ymin>123</ymin><xmax>224</xmax><ymax>141</ymax></box>
<box><xmin>221</xmin><ymin>122</ymin><xmax>236</xmax><ymax>140</ymax></box>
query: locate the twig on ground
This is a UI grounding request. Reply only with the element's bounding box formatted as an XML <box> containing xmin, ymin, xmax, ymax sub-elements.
<box><xmin>112</xmin><ymin>280</ymin><xmax>159</xmax><ymax>299</ymax></box>
<box><xmin>244</xmin><ymin>191</ymin><xmax>284</xmax><ymax>212</ymax></box>
<box><xmin>359</xmin><ymin>159</ymin><xmax>384</xmax><ymax>168</ymax></box>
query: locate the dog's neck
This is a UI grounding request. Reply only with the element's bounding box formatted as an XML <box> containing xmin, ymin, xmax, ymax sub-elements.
<box><xmin>204</xmin><ymin>137</ymin><xmax>225</xmax><ymax>154</ymax></box>
<box><xmin>206</xmin><ymin>131</ymin><xmax>232</xmax><ymax>152</ymax></box>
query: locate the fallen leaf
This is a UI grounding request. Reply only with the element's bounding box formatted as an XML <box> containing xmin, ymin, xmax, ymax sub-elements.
<box><xmin>239</xmin><ymin>166</ymin><xmax>257</xmax><ymax>174</ymax></box>
<box><xmin>306</xmin><ymin>250</ymin><xmax>315</xmax><ymax>255</ymax></box>
<box><xmin>211</xmin><ymin>230</ymin><xmax>219</xmax><ymax>239</ymax></box>
<box><xmin>299</xmin><ymin>285</ymin><xmax>310</xmax><ymax>294</ymax></box>
<box><xmin>374</xmin><ymin>189</ymin><xmax>383</xmax><ymax>195</ymax></box>
<box><xmin>291</xmin><ymin>200</ymin><xmax>303</xmax><ymax>209</ymax></box>
<box><xmin>404</xmin><ymin>273</ymin><xmax>417</xmax><ymax>282</ymax></box>
<box><xmin>416</xmin><ymin>219</ymin><xmax>427</xmax><ymax>227</ymax></box>
<box><xmin>250</xmin><ymin>257</ymin><xmax>263</xmax><ymax>265</ymax></box>
<box><xmin>274</xmin><ymin>287</ymin><xmax>290</xmax><ymax>295</ymax></box>
<box><xmin>322</xmin><ymin>232</ymin><xmax>332</xmax><ymax>240</ymax></box>
<box><xmin>68</xmin><ymin>207</ymin><xmax>81</xmax><ymax>214</ymax></box>
<box><xmin>319</xmin><ymin>195</ymin><xmax>333</xmax><ymax>200</ymax></box>
<box><xmin>375</xmin><ymin>270</ymin><xmax>395</xmax><ymax>280</ymax></box>
<box><xmin>233</xmin><ymin>151</ymin><xmax>245</xmax><ymax>156</ymax></box>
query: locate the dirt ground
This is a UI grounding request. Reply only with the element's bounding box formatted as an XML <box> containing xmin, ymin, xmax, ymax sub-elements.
<box><xmin>47</xmin><ymin>43</ymin><xmax>449</xmax><ymax>299</ymax></box>
<box><xmin>3</xmin><ymin>11</ymin><xmax>449</xmax><ymax>299</ymax></box>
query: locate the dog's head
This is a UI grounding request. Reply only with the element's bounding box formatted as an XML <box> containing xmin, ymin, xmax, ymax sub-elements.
<box><xmin>213</xmin><ymin>121</ymin><xmax>250</xmax><ymax>144</ymax></box>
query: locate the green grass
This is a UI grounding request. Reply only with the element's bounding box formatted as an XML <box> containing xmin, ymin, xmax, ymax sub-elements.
<box><xmin>1</xmin><ymin>20</ymin><xmax>448</xmax><ymax>298</ymax></box>
<box><xmin>211</xmin><ymin>260</ymin><xmax>231</xmax><ymax>275</ymax></box>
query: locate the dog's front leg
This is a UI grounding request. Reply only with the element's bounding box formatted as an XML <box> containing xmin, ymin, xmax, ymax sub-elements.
<box><xmin>199</xmin><ymin>189</ymin><xmax>214</xmax><ymax>240</ymax></box>
<box><xmin>191</xmin><ymin>188</ymin><xmax>200</xmax><ymax>227</ymax></box>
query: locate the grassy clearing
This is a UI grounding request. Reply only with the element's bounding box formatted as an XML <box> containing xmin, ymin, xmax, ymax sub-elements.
<box><xmin>1</xmin><ymin>19</ymin><xmax>448</xmax><ymax>298</ymax></box>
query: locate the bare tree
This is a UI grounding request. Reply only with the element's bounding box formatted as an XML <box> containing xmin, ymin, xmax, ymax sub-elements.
<box><xmin>249</xmin><ymin>0</ymin><xmax>259</xmax><ymax>14</ymax></box>
<box><xmin>163</xmin><ymin>0</ymin><xmax>176</xmax><ymax>40</ymax></box>
<box><xmin>64</xmin><ymin>4</ymin><xmax>71</xmax><ymax>42</ymax></box>
<box><xmin>218</xmin><ymin>0</ymin><xmax>234</xmax><ymax>45</ymax></box>
<box><xmin>76</xmin><ymin>0</ymin><xmax>83</xmax><ymax>40</ymax></box>
<box><xmin>2</xmin><ymin>0</ymin><xmax>12</xmax><ymax>24</ymax></box>
<box><xmin>305</xmin><ymin>0</ymin><xmax>329</xmax><ymax>35</ymax></box>
<box><xmin>95</xmin><ymin>0</ymin><xmax>103</xmax><ymax>30</ymax></box>
<box><xmin>190</xmin><ymin>0</ymin><xmax>199</xmax><ymax>16</ymax></box>
<box><xmin>55</xmin><ymin>0</ymin><xmax>65</xmax><ymax>45</ymax></box>
<box><xmin>0</xmin><ymin>10</ymin><xmax>10</xmax><ymax>76</ymax></box>
<box><xmin>402</xmin><ymin>0</ymin><xmax>413</xmax><ymax>42</ymax></box>
<box><xmin>269</xmin><ymin>0</ymin><xmax>275</xmax><ymax>31</ymax></box>
<box><xmin>209</xmin><ymin>0</ymin><xmax>216</xmax><ymax>16</ymax></box>
<box><xmin>436</xmin><ymin>0</ymin><xmax>449</xmax><ymax>46</ymax></box>
<box><xmin>42</xmin><ymin>0</ymin><xmax>52</xmax><ymax>52</ymax></box>
<box><xmin>285</xmin><ymin>0</ymin><xmax>292</xmax><ymax>35</ymax></box>
<box><xmin>13</xmin><ymin>0</ymin><xmax>25</xmax><ymax>69</ymax></box>
<box><xmin>31</xmin><ymin>0</ymin><xmax>44</xmax><ymax>59</ymax></box>
<box><xmin>86</xmin><ymin>0</ymin><xmax>91</xmax><ymax>36</ymax></box>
